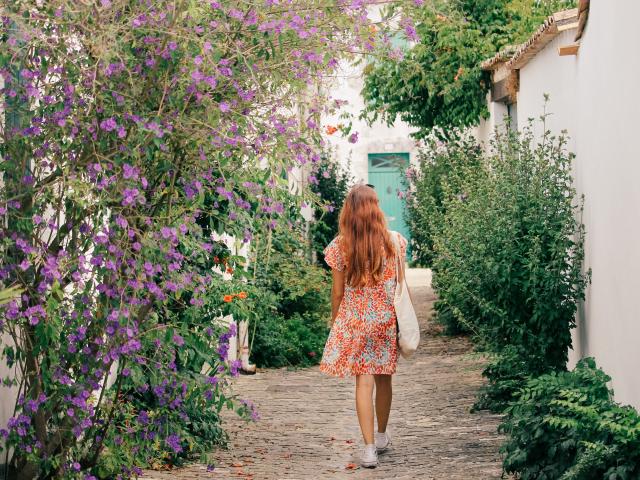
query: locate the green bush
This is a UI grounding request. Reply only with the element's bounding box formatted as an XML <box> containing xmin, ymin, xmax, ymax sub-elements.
<box><xmin>310</xmin><ymin>155</ymin><xmax>352</xmax><ymax>269</ymax></box>
<box><xmin>404</xmin><ymin>132</ymin><xmax>483</xmax><ymax>269</ymax></box>
<box><xmin>471</xmin><ymin>346</ymin><xmax>533</xmax><ymax>413</ymax></box>
<box><xmin>249</xmin><ymin>311</ymin><xmax>329</xmax><ymax>368</ymax></box>
<box><xmin>362</xmin><ymin>0</ymin><xmax>576</xmax><ymax>137</ymax></box>
<box><xmin>500</xmin><ymin>357</ymin><xmax>640</xmax><ymax>480</ymax></box>
<box><xmin>246</xmin><ymin>227</ymin><xmax>331</xmax><ymax>368</ymax></box>
<box><xmin>431</xmin><ymin>300</ymin><xmax>468</xmax><ymax>336</ymax></box>
<box><xmin>431</xmin><ymin>120</ymin><xmax>589</xmax><ymax>411</ymax></box>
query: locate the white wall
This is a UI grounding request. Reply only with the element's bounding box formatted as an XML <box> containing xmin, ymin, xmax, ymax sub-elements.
<box><xmin>573</xmin><ymin>0</ymin><xmax>640</xmax><ymax>409</ymax></box>
<box><xmin>476</xmin><ymin>93</ymin><xmax>509</xmax><ymax>149</ymax></box>
<box><xmin>516</xmin><ymin>29</ymin><xmax>578</xmax><ymax>151</ymax></box>
<box><xmin>323</xmin><ymin>61</ymin><xmax>419</xmax><ymax>182</ymax></box>
<box><xmin>0</xmin><ymin>76</ymin><xmax>21</xmax><ymax>459</ymax></box>
<box><xmin>514</xmin><ymin>1</ymin><xmax>640</xmax><ymax>409</ymax></box>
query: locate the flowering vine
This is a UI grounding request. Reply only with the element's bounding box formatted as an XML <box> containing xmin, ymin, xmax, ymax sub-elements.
<box><xmin>0</xmin><ymin>0</ymin><xmax>419</xmax><ymax>477</ymax></box>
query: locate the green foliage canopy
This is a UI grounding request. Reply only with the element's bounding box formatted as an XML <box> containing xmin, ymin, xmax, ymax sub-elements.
<box><xmin>362</xmin><ymin>0</ymin><xmax>576</xmax><ymax>136</ymax></box>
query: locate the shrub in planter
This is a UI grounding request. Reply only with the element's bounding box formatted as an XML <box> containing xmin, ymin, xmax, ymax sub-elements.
<box><xmin>432</xmin><ymin>121</ymin><xmax>589</xmax><ymax>411</ymax></box>
<box><xmin>499</xmin><ymin>357</ymin><xmax>640</xmax><ymax>480</ymax></box>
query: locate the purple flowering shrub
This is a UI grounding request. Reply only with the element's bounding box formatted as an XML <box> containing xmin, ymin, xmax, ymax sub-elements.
<box><xmin>0</xmin><ymin>0</ymin><xmax>420</xmax><ymax>478</ymax></box>
<box><xmin>97</xmin><ymin>318</ymin><xmax>238</xmax><ymax>476</ymax></box>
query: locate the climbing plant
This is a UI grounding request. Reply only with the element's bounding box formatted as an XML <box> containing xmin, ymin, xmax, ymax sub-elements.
<box><xmin>0</xmin><ymin>1</ymin><xmax>421</xmax><ymax>478</ymax></box>
<box><xmin>361</xmin><ymin>0</ymin><xmax>576</xmax><ymax>137</ymax></box>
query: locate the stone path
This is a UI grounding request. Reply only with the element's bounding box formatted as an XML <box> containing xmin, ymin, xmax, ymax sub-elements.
<box><xmin>145</xmin><ymin>269</ymin><xmax>507</xmax><ymax>479</ymax></box>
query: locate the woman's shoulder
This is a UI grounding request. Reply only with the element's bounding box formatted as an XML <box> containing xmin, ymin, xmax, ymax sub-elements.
<box><xmin>323</xmin><ymin>236</ymin><xmax>345</xmax><ymax>271</ymax></box>
<box><xmin>388</xmin><ymin>230</ymin><xmax>408</xmax><ymax>253</ymax></box>
<box><xmin>388</xmin><ymin>230</ymin><xmax>407</xmax><ymax>243</ymax></box>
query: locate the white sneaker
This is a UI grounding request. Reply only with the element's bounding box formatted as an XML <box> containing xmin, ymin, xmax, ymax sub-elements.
<box><xmin>360</xmin><ymin>443</ymin><xmax>378</xmax><ymax>468</ymax></box>
<box><xmin>375</xmin><ymin>431</ymin><xmax>391</xmax><ymax>452</ymax></box>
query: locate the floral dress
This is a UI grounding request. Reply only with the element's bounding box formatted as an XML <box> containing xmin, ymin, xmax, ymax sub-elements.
<box><xmin>319</xmin><ymin>231</ymin><xmax>408</xmax><ymax>377</ymax></box>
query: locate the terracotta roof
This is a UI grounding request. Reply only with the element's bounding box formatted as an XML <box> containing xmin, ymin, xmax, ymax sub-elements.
<box><xmin>575</xmin><ymin>0</ymin><xmax>590</xmax><ymax>41</ymax></box>
<box><xmin>507</xmin><ymin>8</ymin><xmax>580</xmax><ymax>70</ymax></box>
<box><xmin>480</xmin><ymin>46</ymin><xmax>518</xmax><ymax>71</ymax></box>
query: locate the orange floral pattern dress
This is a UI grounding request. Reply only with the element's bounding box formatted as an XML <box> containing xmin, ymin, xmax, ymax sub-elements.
<box><xmin>319</xmin><ymin>231</ymin><xmax>408</xmax><ymax>377</ymax></box>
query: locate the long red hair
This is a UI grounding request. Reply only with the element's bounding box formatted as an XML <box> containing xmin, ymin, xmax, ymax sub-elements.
<box><xmin>338</xmin><ymin>184</ymin><xmax>395</xmax><ymax>288</ymax></box>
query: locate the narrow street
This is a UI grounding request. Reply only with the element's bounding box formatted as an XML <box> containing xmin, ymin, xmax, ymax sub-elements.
<box><xmin>146</xmin><ymin>269</ymin><xmax>506</xmax><ymax>479</ymax></box>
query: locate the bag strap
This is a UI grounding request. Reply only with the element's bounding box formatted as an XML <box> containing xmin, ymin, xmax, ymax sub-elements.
<box><xmin>389</xmin><ymin>231</ymin><xmax>404</xmax><ymax>285</ymax></box>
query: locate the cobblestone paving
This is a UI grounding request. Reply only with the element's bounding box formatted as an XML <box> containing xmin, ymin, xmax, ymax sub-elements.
<box><xmin>145</xmin><ymin>270</ymin><xmax>507</xmax><ymax>480</ymax></box>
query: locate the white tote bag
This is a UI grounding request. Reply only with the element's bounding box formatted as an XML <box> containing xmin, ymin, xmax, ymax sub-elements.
<box><xmin>390</xmin><ymin>232</ymin><xmax>420</xmax><ymax>359</ymax></box>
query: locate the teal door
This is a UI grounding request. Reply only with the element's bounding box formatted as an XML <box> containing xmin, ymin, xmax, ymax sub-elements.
<box><xmin>368</xmin><ymin>153</ymin><xmax>411</xmax><ymax>247</ymax></box>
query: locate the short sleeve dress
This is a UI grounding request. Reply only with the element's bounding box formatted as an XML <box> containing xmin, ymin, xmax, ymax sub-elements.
<box><xmin>319</xmin><ymin>231</ymin><xmax>408</xmax><ymax>377</ymax></box>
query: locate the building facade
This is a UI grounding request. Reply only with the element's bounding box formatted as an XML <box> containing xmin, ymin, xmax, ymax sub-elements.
<box><xmin>323</xmin><ymin>60</ymin><xmax>419</xmax><ymax>242</ymax></box>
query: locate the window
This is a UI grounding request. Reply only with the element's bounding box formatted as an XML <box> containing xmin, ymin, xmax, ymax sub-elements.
<box><xmin>368</xmin><ymin>153</ymin><xmax>410</xmax><ymax>171</ymax></box>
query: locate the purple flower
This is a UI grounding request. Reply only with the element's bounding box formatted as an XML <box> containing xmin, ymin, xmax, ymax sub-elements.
<box><xmin>219</xmin><ymin>101</ymin><xmax>231</xmax><ymax>113</ymax></box>
<box><xmin>20</xmin><ymin>68</ymin><xmax>34</xmax><ymax>80</ymax></box>
<box><xmin>122</xmin><ymin>188</ymin><xmax>140</xmax><ymax>206</ymax></box>
<box><xmin>122</xmin><ymin>164</ymin><xmax>138</xmax><ymax>180</ymax></box>
<box><xmin>160</xmin><ymin>226</ymin><xmax>174</xmax><ymax>239</ymax></box>
<box><xmin>400</xmin><ymin>17</ymin><xmax>420</xmax><ymax>42</ymax></box>
<box><xmin>217</xmin><ymin>342</ymin><xmax>229</xmax><ymax>360</ymax></box>
<box><xmin>228</xmin><ymin>8</ymin><xmax>243</xmax><ymax>19</ymax></box>
<box><xmin>173</xmin><ymin>334</ymin><xmax>185</xmax><ymax>346</ymax></box>
<box><xmin>166</xmin><ymin>433</ymin><xmax>182</xmax><ymax>453</ymax></box>
<box><xmin>191</xmin><ymin>69</ymin><xmax>205</xmax><ymax>82</ymax></box>
<box><xmin>138</xmin><ymin>410</ymin><xmax>149</xmax><ymax>425</ymax></box>
<box><xmin>100</xmin><ymin>117</ymin><xmax>117</xmax><ymax>132</ymax></box>
<box><xmin>132</xmin><ymin>14</ymin><xmax>147</xmax><ymax>28</ymax></box>
<box><xmin>348</xmin><ymin>132</ymin><xmax>359</xmax><ymax>144</ymax></box>
<box><xmin>230</xmin><ymin>359</ymin><xmax>242</xmax><ymax>377</ymax></box>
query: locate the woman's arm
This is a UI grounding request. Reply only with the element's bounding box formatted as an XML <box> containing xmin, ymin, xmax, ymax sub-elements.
<box><xmin>330</xmin><ymin>268</ymin><xmax>345</xmax><ymax>326</ymax></box>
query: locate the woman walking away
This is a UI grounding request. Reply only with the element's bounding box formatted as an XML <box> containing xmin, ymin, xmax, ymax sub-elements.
<box><xmin>319</xmin><ymin>184</ymin><xmax>409</xmax><ymax>468</ymax></box>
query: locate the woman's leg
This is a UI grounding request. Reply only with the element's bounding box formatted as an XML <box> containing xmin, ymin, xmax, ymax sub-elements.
<box><xmin>373</xmin><ymin>374</ymin><xmax>392</xmax><ymax>432</ymax></box>
<box><xmin>355</xmin><ymin>374</ymin><xmax>375</xmax><ymax>444</ymax></box>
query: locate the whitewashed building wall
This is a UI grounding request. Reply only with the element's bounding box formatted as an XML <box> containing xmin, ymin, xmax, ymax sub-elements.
<box><xmin>323</xmin><ymin>61</ymin><xmax>419</xmax><ymax>182</ymax></box>
<box><xmin>481</xmin><ymin>0</ymin><xmax>640</xmax><ymax>409</ymax></box>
